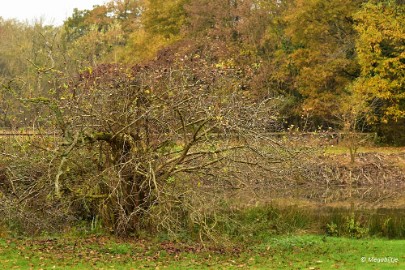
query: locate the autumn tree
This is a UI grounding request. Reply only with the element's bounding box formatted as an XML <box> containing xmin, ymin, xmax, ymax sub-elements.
<box><xmin>0</xmin><ymin>19</ymin><xmax>68</xmax><ymax>129</ymax></box>
<box><xmin>62</xmin><ymin>1</ymin><xmax>142</xmax><ymax>67</ymax></box>
<box><xmin>262</xmin><ymin>0</ymin><xmax>364</xmax><ymax>129</ymax></box>
<box><xmin>352</xmin><ymin>0</ymin><xmax>405</xmax><ymax>143</ymax></box>
<box><xmin>119</xmin><ymin>0</ymin><xmax>187</xmax><ymax>63</ymax></box>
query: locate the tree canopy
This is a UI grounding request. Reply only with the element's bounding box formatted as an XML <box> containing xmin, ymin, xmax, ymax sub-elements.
<box><xmin>1</xmin><ymin>0</ymin><xmax>404</xmax><ymax>140</ymax></box>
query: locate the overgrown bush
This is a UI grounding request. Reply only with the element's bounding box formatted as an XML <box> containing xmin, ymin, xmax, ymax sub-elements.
<box><xmin>1</xmin><ymin>59</ymin><xmax>292</xmax><ymax>238</ymax></box>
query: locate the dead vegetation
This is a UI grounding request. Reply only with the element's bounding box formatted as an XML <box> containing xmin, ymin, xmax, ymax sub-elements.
<box><xmin>1</xmin><ymin>126</ymin><xmax>404</xmax><ymax>237</ymax></box>
<box><xmin>227</xmin><ymin>148</ymin><xmax>405</xmax><ymax>210</ymax></box>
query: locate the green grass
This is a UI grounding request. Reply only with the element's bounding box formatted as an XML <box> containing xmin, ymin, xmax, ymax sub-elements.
<box><xmin>0</xmin><ymin>235</ymin><xmax>404</xmax><ymax>269</ymax></box>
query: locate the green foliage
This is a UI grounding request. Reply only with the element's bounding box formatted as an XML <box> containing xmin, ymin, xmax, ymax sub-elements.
<box><xmin>214</xmin><ymin>205</ymin><xmax>311</xmax><ymax>243</ymax></box>
<box><xmin>326</xmin><ymin>222</ymin><xmax>339</xmax><ymax>237</ymax></box>
<box><xmin>346</xmin><ymin>214</ymin><xmax>369</xmax><ymax>238</ymax></box>
<box><xmin>369</xmin><ymin>210</ymin><xmax>405</xmax><ymax>238</ymax></box>
<box><xmin>63</xmin><ymin>8</ymin><xmax>91</xmax><ymax>42</ymax></box>
<box><xmin>323</xmin><ymin>208</ymin><xmax>405</xmax><ymax>239</ymax></box>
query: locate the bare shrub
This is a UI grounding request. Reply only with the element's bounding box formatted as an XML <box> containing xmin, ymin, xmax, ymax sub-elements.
<box><xmin>1</xmin><ymin>54</ymin><xmax>293</xmax><ymax>238</ymax></box>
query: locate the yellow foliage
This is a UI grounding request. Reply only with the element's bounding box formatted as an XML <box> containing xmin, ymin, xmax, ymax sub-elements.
<box><xmin>353</xmin><ymin>1</ymin><xmax>405</xmax><ymax>122</ymax></box>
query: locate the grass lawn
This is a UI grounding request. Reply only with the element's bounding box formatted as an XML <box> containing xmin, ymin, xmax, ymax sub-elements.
<box><xmin>0</xmin><ymin>235</ymin><xmax>404</xmax><ymax>269</ymax></box>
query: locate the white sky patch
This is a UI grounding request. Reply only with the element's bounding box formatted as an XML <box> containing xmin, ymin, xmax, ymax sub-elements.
<box><xmin>0</xmin><ymin>0</ymin><xmax>107</xmax><ymax>26</ymax></box>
